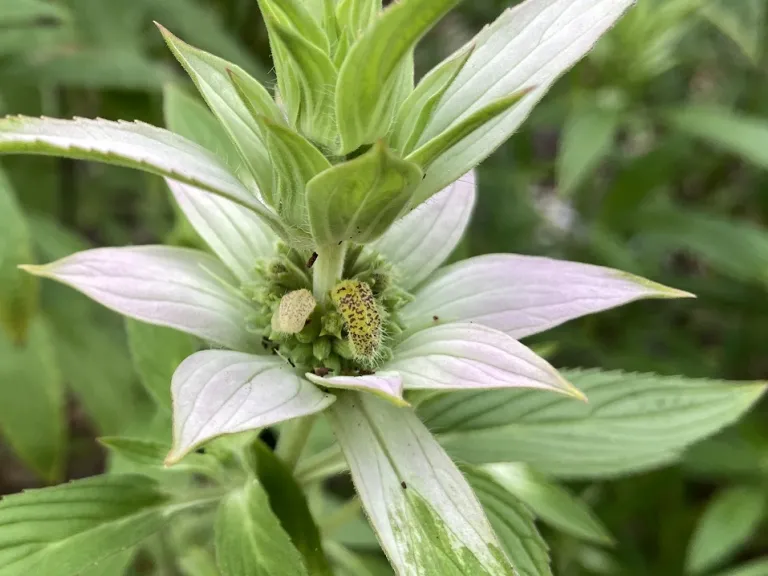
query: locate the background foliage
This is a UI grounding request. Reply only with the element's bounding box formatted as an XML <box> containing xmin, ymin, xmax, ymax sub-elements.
<box><xmin>1</xmin><ymin>0</ymin><xmax>767</xmax><ymax>574</ymax></box>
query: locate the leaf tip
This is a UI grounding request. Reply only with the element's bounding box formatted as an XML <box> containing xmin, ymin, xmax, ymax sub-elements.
<box><xmin>17</xmin><ymin>264</ymin><xmax>46</xmax><ymax>276</ymax></box>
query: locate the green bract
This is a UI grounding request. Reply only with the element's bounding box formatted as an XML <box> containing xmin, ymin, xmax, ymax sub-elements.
<box><xmin>0</xmin><ymin>1</ymin><xmax>765</xmax><ymax>576</ymax></box>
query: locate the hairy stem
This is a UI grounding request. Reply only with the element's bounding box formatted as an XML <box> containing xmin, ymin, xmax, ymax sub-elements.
<box><xmin>313</xmin><ymin>243</ymin><xmax>347</xmax><ymax>303</ymax></box>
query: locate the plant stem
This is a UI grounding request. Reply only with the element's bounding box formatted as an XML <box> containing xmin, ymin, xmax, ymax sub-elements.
<box><xmin>276</xmin><ymin>414</ymin><xmax>318</xmax><ymax>471</ymax></box>
<box><xmin>319</xmin><ymin>497</ymin><xmax>362</xmax><ymax>536</ymax></box>
<box><xmin>313</xmin><ymin>243</ymin><xmax>346</xmax><ymax>303</ymax></box>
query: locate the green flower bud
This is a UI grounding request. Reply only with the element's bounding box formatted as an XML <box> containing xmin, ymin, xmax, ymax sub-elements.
<box><xmin>313</xmin><ymin>337</ymin><xmax>332</xmax><ymax>361</ymax></box>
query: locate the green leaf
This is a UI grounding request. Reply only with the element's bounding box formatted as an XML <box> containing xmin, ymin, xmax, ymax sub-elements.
<box><xmin>142</xmin><ymin>0</ymin><xmax>267</xmax><ymax>80</ymax></box>
<box><xmin>335</xmin><ymin>0</ymin><xmax>460</xmax><ymax>152</ymax></box>
<box><xmin>464</xmin><ymin>467</ymin><xmax>552</xmax><ymax>576</ymax></box>
<box><xmin>99</xmin><ymin>436</ymin><xmax>222</xmax><ymax>478</ymax></box>
<box><xmin>686</xmin><ymin>486</ymin><xmax>767</xmax><ymax>574</ymax></box>
<box><xmin>328</xmin><ymin>391</ymin><xmax>515</xmax><ymax>576</ymax></box>
<box><xmin>712</xmin><ymin>558</ymin><xmax>768</xmax><ymax>576</ymax></box>
<box><xmin>335</xmin><ymin>0</ymin><xmax>379</xmax><ymax>38</ymax></box>
<box><xmin>406</xmin><ymin>88</ymin><xmax>532</xmax><ymax>171</ymax></box>
<box><xmin>125</xmin><ymin>319</ymin><xmax>196</xmax><ymax>411</ymax></box>
<box><xmin>483</xmin><ymin>464</ymin><xmax>614</xmax><ymax>546</ymax></box>
<box><xmin>158</xmin><ymin>25</ymin><xmax>281</xmax><ymax>201</ymax></box>
<box><xmin>702</xmin><ymin>0</ymin><xmax>765</xmax><ymax>65</ymax></box>
<box><xmin>256</xmin><ymin>0</ymin><xmax>328</xmax><ymax>51</ymax></box>
<box><xmin>43</xmin><ymin>280</ymin><xmax>143</xmax><ymax>435</ymax></box>
<box><xmin>251</xmin><ymin>116</ymin><xmax>331</xmax><ymax>240</ymax></box>
<box><xmin>0</xmin><ymin>316</ymin><xmax>65</xmax><ymax>482</ymax></box>
<box><xmin>0</xmin><ymin>166</ymin><xmax>37</xmax><ymax>343</ymax></box>
<box><xmin>0</xmin><ymin>0</ymin><xmax>70</xmax><ymax>24</ymax></box>
<box><xmin>412</xmin><ymin>0</ymin><xmax>634</xmax><ymax>204</ymax></box>
<box><xmin>0</xmin><ymin>116</ymin><xmax>282</xmax><ymax>232</ymax></box>
<box><xmin>557</xmin><ymin>104</ymin><xmax>620</xmax><ymax>196</ymax></box>
<box><xmin>307</xmin><ymin>141</ymin><xmax>422</xmax><ymax>245</ymax></box>
<box><xmin>391</xmin><ymin>42</ymin><xmax>474</xmax><ymax>154</ymax></box>
<box><xmin>419</xmin><ymin>369</ymin><xmax>767</xmax><ymax>479</ymax></box>
<box><xmin>636</xmin><ymin>205</ymin><xmax>768</xmax><ymax>286</ymax></box>
<box><xmin>248</xmin><ymin>441</ymin><xmax>333</xmax><ymax>576</ymax></box>
<box><xmin>14</xmin><ymin>49</ymin><xmax>171</xmax><ymax>90</ymax></box>
<box><xmin>0</xmin><ymin>475</ymin><xmax>173</xmax><ymax>576</ymax></box>
<box><xmin>666</xmin><ymin>106</ymin><xmax>768</xmax><ymax>169</ymax></box>
<box><xmin>215</xmin><ymin>478</ymin><xmax>309</xmax><ymax>576</ymax></box>
<box><xmin>163</xmin><ymin>83</ymin><xmax>248</xmax><ymax>180</ymax></box>
<box><xmin>267</xmin><ymin>22</ymin><xmax>338</xmax><ymax>147</ymax></box>
<box><xmin>77</xmin><ymin>549</ymin><xmax>135</xmax><ymax>576</ymax></box>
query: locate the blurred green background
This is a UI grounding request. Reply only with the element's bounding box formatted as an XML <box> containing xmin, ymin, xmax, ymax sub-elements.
<box><xmin>1</xmin><ymin>0</ymin><xmax>767</xmax><ymax>574</ymax></box>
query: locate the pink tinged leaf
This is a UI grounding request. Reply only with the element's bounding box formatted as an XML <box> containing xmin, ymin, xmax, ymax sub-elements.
<box><xmin>168</xmin><ymin>351</ymin><xmax>335</xmax><ymax>463</ymax></box>
<box><xmin>403</xmin><ymin>254</ymin><xmax>693</xmax><ymax>339</ymax></box>
<box><xmin>166</xmin><ymin>179</ymin><xmax>276</xmax><ymax>283</ymax></box>
<box><xmin>387</xmin><ymin>323</ymin><xmax>584</xmax><ymax>399</ymax></box>
<box><xmin>22</xmin><ymin>246</ymin><xmax>258</xmax><ymax>351</ymax></box>
<box><xmin>327</xmin><ymin>392</ymin><xmax>515</xmax><ymax>575</ymax></box>
<box><xmin>305</xmin><ymin>371</ymin><xmax>407</xmax><ymax>406</ymax></box>
<box><xmin>371</xmin><ymin>171</ymin><xmax>476</xmax><ymax>290</ymax></box>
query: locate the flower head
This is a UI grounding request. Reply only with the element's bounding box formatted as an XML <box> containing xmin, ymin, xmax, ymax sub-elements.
<box><xmin>3</xmin><ymin>1</ymin><xmax>682</xmax><ymax>573</ymax></box>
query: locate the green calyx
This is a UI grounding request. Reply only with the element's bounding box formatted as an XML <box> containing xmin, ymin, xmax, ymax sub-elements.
<box><xmin>242</xmin><ymin>243</ymin><xmax>411</xmax><ymax>375</ymax></box>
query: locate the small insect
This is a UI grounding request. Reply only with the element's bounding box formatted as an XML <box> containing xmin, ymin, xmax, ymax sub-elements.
<box><xmin>306</xmin><ymin>252</ymin><xmax>318</xmax><ymax>268</ymax></box>
<box><xmin>400</xmin><ymin>481</ymin><xmax>407</xmax><ymax>489</ymax></box>
<box><xmin>313</xmin><ymin>366</ymin><xmax>330</xmax><ymax>377</ymax></box>
<box><xmin>432</xmin><ymin>315</ymin><xmax>439</xmax><ymax>322</ymax></box>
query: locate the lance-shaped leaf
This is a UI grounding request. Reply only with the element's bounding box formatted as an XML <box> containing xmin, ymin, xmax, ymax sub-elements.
<box><xmin>327</xmin><ymin>391</ymin><xmax>515</xmax><ymax>576</ymax></box>
<box><xmin>0</xmin><ymin>116</ymin><xmax>284</xmax><ymax>234</ymax></box>
<box><xmin>248</xmin><ymin>441</ymin><xmax>334</xmax><ymax>575</ymax></box>
<box><xmin>407</xmin><ymin>88</ymin><xmax>532</xmax><ymax>171</ymax></box>
<box><xmin>268</xmin><ymin>23</ymin><xmax>338</xmax><ymax>147</ymax></box>
<box><xmin>22</xmin><ymin>246</ymin><xmax>258</xmax><ymax>352</ymax></box>
<box><xmin>168</xmin><ymin>351</ymin><xmax>335</xmax><ymax>462</ymax></box>
<box><xmin>419</xmin><ymin>369</ymin><xmax>767</xmax><ymax>479</ymax></box>
<box><xmin>163</xmin><ymin>84</ymin><xmax>277</xmax><ymax>279</ymax></box>
<box><xmin>387</xmin><ymin>323</ymin><xmax>584</xmax><ymax>399</ymax></box>
<box><xmin>307</xmin><ymin>141</ymin><xmax>422</xmax><ymax>245</ymax></box>
<box><xmin>686</xmin><ymin>486</ymin><xmax>767</xmax><ymax>575</ymax></box>
<box><xmin>305</xmin><ymin>372</ymin><xmax>406</xmax><ymax>405</ymax></box>
<box><xmin>413</xmin><ymin>0</ymin><xmax>635</xmax><ymax>204</ymax></box>
<box><xmin>0</xmin><ymin>317</ymin><xmax>65</xmax><ymax>482</ymax></box>
<box><xmin>215</xmin><ymin>478</ymin><xmax>309</xmax><ymax>576</ymax></box>
<box><xmin>483</xmin><ymin>463</ymin><xmax>614</xmax><ymax>546</ymax></box>
<box><xmin>0</xmin><ymin>166</ymin><xmax>37</xmax><ymax>343</ymax></box>
<box><xmin>158</xmin><ymin>25</ymin><xmax>282</xmax><ymax>199</ymax></box>
<box><xmin>0</xmin><ymin>475</ymin><xmax>172</xmax><ymax>576</ymax></box>
<box><xmin>256</xmin><ymin>0</ymin><xmax>328</xmax><ymax>51</ymax></box>
<box><xmin>391</xmin><ymin>43</ymin><xmax>474</xmax><ymax>155</ymax></box>
<box><xmin>402</xmin><ymin>254</ymin><xmax>693</xmax><ymax>340</ymax></box>
<box><xmin>166</xmin><ymin>180</ymin><xmax>277</xmax><ymax>283</ymax></box>
<box><xmin>252</xmin><ymin>116</ymin><xmax>331</xmax><ymax>238</ymax></box>
<box><xmin>464</xmin><ymin>466</ymin><xmax>552</xmax><ymax>576</ymax></box>
<box><xmin>335</xmin><ymin>0</ymin><xmax>379</xmax><ymax>39</ymax></box>
<box><xmin>335</xmin><ymin>0</ymin><xmax>461</xmax><ymax>152</ymax></box>
<box><xmin>163</xmin><ymin>83</ymin><xmax>250</xmax><ymax>182</ymax></box>
<box><xmin>371</xmin><ymin>172</ymin><xmax>475</xmax><ymax>290</ymax></box>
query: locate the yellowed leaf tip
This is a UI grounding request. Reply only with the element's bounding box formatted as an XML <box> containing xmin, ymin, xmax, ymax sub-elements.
<box><xmin>558</xmin><ymin>374</ymin><xmax>588</xmax><ymax>403</ymax></box>
<box><xmin>17</xmin><ymin>264</ymin><xmax>46</xmax><ymax>276</ymax></box>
